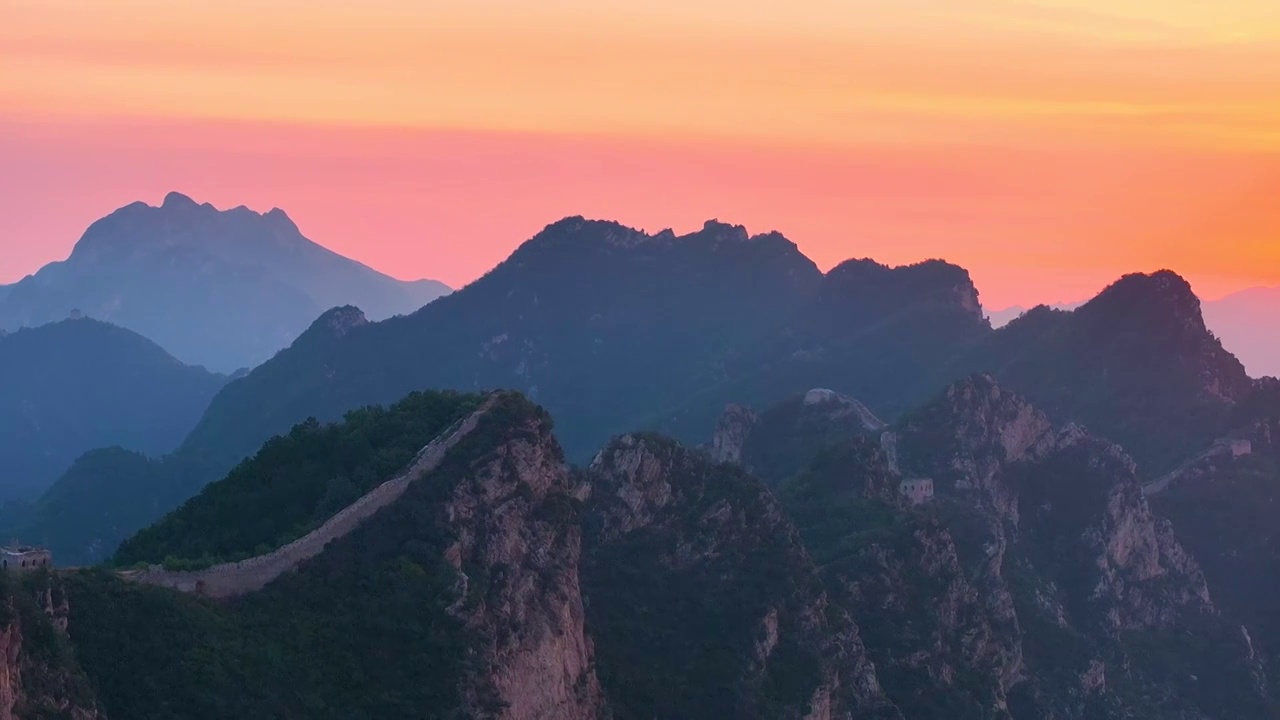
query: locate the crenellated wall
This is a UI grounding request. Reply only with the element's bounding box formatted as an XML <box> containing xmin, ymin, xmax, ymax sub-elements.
<box><xmin>123</xmin><ymin>399</ymin><xmax>494</xmax><ymax>599</ymax></box>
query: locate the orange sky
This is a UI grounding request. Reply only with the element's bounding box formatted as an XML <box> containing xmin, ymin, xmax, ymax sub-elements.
<box><xmin>3</xmin><ymin>0</ymin><xmax>1279</xmax><ymax>308</ymax></box>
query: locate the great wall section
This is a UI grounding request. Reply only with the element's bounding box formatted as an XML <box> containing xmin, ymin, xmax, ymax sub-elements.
<box><xmin>120</xmin><ymin>398</ymin><xmax>495</xmax><ymax>599</ymax></box>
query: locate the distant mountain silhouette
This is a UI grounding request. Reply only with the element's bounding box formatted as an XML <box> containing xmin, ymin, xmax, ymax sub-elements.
<box><xmin>31</xmin><ymin>217</ymin><xmax>998</xmax><ymax>562</ymax></box>
<box><xmin>0</xmin><ymin>318</ymin><xmax>227</xmax><ymax>499</ymax></box>
<box><xmin>23</xmin><ymin>221</ymin><xmax>1278</xmax><ymax>565</ymax></box>
<box><xmin>1201</xmin><ymin>286</ymin><xmax>1280</xmax><ymax>378</ymax></box>
<box><xmin>648</xmin><ymin>255</ymin><xmax>992</xmax><ymax>441</ymax></box>
<box><xmin>0</xmin><ymin>192</ymin><xmax>450</xmax><ymax>371</ymax></box>
<box><xmin>180</xmin><ymin>217</ymin><xmax>826</xmax><ymax>469</ymax></box>
<box><xmin>985</xmin><ymin>301</ymin><xmax>1082</xmax><ymax>328</ymax></box>
<box><xmin>958</xmin><ymin>270</ymin><xmax>1257</xmax><ymax>472</ymax></box>
<box><xmin>989</xmin><ymin>288</ymin><xmax>1280</xmax><ymax>380</ymax></box>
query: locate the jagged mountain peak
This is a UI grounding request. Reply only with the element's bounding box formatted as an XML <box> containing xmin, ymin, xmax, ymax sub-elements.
<box><xmin>699</xmin><ymin>218</ymin><xmax>749</xmax><ymax>241</ymax></box>
<box><xmin>2</xmin><ymin>192</ymin><xmax>448</xmax><ymax>371</ymax></box>
<box><xmin>1002</xmin><ymin>302</ymin><xmax>1070</xmax><ymax>329</ymax></box>
<box><xmin>709</xmin><ymin>388</ymin><xmax>888</xmax><ymax>486</ymax></box>
<box><xmin>525</xmin><ymin>216</ymin><xmax>647</xmax><ymax>249</ymax></box>
<box><xmin>72</xmin><ymin>191</ymin><xmax>308</xmax><ymax>260</ymax></box>
<box><xmin>588</xmin><ymin>433</ymin><xmax>692</xmax><ymax>528</ymax></box>
<box><xmin>1069</xmin><ymin>270</ymin><xmax>1248</xmax><ymax>393</ymax></box>
<box><xmin>588</xmin><ymin>431</ymin><xmax>801</xmax><ymax>542</ymax></box>
<box><xmin>519</xmin><ymin>215</ymin><xmax>804</xmax><ymax>258</ymax></box>
<box><xmin>893</xmin><ymin>374</ymin><xmax>1060</xmax><ymax>502</ymax></box>
<box><xmin>920</xmin><ymin>373</ymin><xmax>1054</xmax><ymax>443</ymax></box>
<box><xmin>818</xmin><ymin>256</ymin><xmax>986</xmax><ymax>324</ymax></box>
<box><xmin>314</xmin><ymin>304</ymin><xmax>368</xmax><ymax>338</ymax></box>
<box><xmin>961</xmin><ymin>269</ymin><xmax>1256</xmax><ymax>474</ymax></box>
<box><xmin>1077</xmin><ymin>269</ymin><xmax>1205</xmax><ymax>331</ymax></box>
<box><xmin>913</xmin><ymin>374</ymin><xmax>1144</xmax><ymax>470</ymax></box>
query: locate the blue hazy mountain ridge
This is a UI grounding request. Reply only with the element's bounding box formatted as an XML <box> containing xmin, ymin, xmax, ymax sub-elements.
<box><xmin>0</xmin><ymin>192</ymin><xmax>450</xmax><ymax>372</ymax></box>
<box><xmin>0</xmin><ymin>317</ymin><xmax>228</xmax><ymax>500</ymax></box>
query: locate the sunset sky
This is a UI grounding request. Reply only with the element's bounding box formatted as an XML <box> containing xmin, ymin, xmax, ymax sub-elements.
<box><xmin>3</xmin><ymin>0</ymin><xmax>1279</xmax><ymax>309</ymax></box>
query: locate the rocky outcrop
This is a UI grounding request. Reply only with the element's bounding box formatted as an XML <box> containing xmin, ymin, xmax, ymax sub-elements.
<box><xmin>320</xmin><ymin>305</ymin><xmax>368</xmax><ymax>338</ymax></box>
<box><xmin>0</xmin><ymin>577</ymin><xmax>101</xmax><ymax>720</ymax></box>
<box><xmin>895</xmin><ymin>373</ymin><xmax>1059</xmax><ymax>522</ymax></box>
<box><xmin>1012</xmin><ymin>437</ymin><xmax>1215</xmax><ymax>633</ymax></box>
<box><xmin>774</xmin><ymin>374</ymin><xmax>1268</xmax><ymax>719</ymax></box>
<box><xmin>440</xmin><ymin>397</ymin><xmax>606</xmax><ymax>720</ymax></box>
<box><xmin>710</xmin><ymin>403</ymin><xmax>757</xmax><ymax>464</ymax></box>
<box><xmin>713</xmin><ymin>389</ymin><xmax>888</xmax><ymax>486</ymax></box>
<box><xmin>124</xmin><ymin>392</ymin><xmax>608</xmax><ymax>719</ymax></box>
<box><xmin>823</xmin><ymin>515</ymin><xmax>1024</xmax><ymax>719</ymax></box>
<box><xmin>900</xmin><ymin>375</ymin><xmax>1224</xmax><ymax>628</ymax></box>
<box><xmin>1145</xmin><ymin>415</ymin><xmax>1280</xmax><ymax>691</ymax></box>
<box><xmin>584</xmin><ymin>434</ymin><xmax>900</xmax><ymax>719</ymax></box>
<box><xmin>776</xmin><ymin>414</ymin><xmax>1024</xmax><ymax>718</ymax></box>
<box><xmin>957</xmin><ymin>270</ymin><xmax>1255</xmax><ymax>474</ymax></box>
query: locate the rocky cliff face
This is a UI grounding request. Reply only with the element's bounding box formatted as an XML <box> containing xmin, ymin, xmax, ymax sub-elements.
<box><xmin>959</xmin><ymin>270</ymin><xmax>1255</xmax><ymax>473</ymax></box>
<box><xmin>583</xmin><ymin>434</ymin><xmax>900</xmax><ymax>719</ymax></box>
<box><xmin>0</xmin><ymin>575</ymin><xmax>101</xmax><ymax>720</ymax></box>
<box><xmin>741</xmin><ymin>375</ymin><xmax>1270</xmax><ymax>718</ymax></box>
<box><xmin>59</xmin><ymin>392</ymin><xmax>608</xmax><ymax>720</ymax></box>
<box><xmin>819</xmin><ymin>512</ymin><xmax>1024</xmax><ymax>719</ymax></box>
<box><xmin>710</xmin><ymin>389</ymin><xmax>887</xmax><ymax>486</ymax></box>
<box><xmin>894</xmin><ymin>376</ymin><xmax>1219</xmax><ymax>634</ymax></box>
<box><xmin>710</xmin><ymin>403</ymin><xmax>758</xmax><ymax>465</ymax></box>
<box><xmin>37</xmin><ymin>376</ymin><xmax>1280</xmax><ymax>719</ymax></box>
<box><xmin>894</xmin><ymin>373</ymin><xmax>1059</xmax><ymax>523</ymax></box>
<box><xmin>1147</xmin><ymin>416</ymin><xmax>1280</xmax><ymax>685</ymax></box>
<box><xmin>440</xmin><ymin>397</ymin><xmax>605</xmax><ymax>719</ymax></box>
<box><xmin>775</xmin><ymin>410</ymin><xmax>1025</xmax><ymax>718</ymax></box>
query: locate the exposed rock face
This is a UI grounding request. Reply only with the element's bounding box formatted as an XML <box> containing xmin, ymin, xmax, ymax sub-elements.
<box><xmin>1011</xmin><ymin>438</ymin><xmax>1216</xmax><ymax>634</ymax></box>
<box><xmin>710</xmin><ymin>403</ymin><xmax>758</xmax><ymax>464</ymax></box>
<box><xmin>959</xmin><ymin>270</ymin><xmax>1255</xmax><ymax>474</ymax></box>
<box><xmin>57</xmin><ymin>393</ymin><xmax>604</xmax><ymax>720</ymax></box>
<box><xmin>713</xmin><ymin>389</ymin><xmax>887</xmax><ymax>486</ymax></box>
<box><xmin>0</xmin><ymin>577</ymin><xmax>101</xmax><ymax>720</ymax></box>
<box><xmin>322</xmin><ymin>305</ymin><xmax>368</xmax><ymax>338</ymax></box>
<box><xmin>440</xmin><ymin>398</ymin><xmax>606</xmax><ymax>720</ymax></box>
<box><xmin>760</xmin><ymin>375</ymin><xmax>1269</xmax><ymax>718</ymax></box>
<box><xmin>896</xmin><ymin>373</ymin><xmax>1058</xmax><ymax>522</ymax></box>
<box><xmin>777</xmin><ymin>423</ymin><xmax>1024</xmax><ymax>718</ymax></box>
<box><xmin>823</xmin><ymin>514</ymin><xmax>1024</xmax><ymax>719</ymax></box>
<box><xmin>583</xmin><ymin>434</ymin><xmax>901</xmax><ymax>719</ymax></box>
<box><xmin>1147</xmin><ymin>415</ymin><xmax>1280</xmax><ymax>685</ymax></box>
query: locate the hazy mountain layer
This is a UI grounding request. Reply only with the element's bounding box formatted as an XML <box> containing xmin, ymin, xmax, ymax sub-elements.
<box><xmin>0</xmin><ymin>318</ymin><xmax>227</xmax><ymax>500</ymax></box>
<box><xmin>0</xmin><ymin>192</ymin><xmax>449</xmax><ymax>372</ymax></box>
<box><xmin>22</xmin><ymin>218</ymin><xmax>1280</xmax><ymax>571</ymax></box>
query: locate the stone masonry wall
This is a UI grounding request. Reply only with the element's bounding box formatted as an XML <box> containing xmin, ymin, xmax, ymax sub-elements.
<box><xmin>126</xmin><ymin>399</ymin><xmax>495</xmax><ymax>599</ymax></box>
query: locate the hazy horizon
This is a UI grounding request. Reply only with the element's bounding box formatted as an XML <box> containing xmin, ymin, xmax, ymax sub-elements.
<box><xmin>3</xmin><ymin>189</ymin><xmax>1273</xmax><ymax>311</ymax></box>
<box><xmin>5</xmin><ymin>0</ymin><xmax>1279</xmax><ymax>309</ymax></box>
